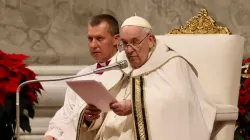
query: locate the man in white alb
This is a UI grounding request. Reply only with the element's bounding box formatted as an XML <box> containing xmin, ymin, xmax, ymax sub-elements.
<box><xmin>77</xmin><ymin>16</ymin><xmax>217</xmax><ymax>140</ymax></box>
<box><xmin>43</xmin><ymin>14</ymin><xmax>124</xmax><ymax>140</ymax></box>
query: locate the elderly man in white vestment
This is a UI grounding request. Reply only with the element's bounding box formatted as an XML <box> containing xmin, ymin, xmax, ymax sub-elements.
<box><xmin>43</xmin><ymin>14</ymin><xmax>122</xmax><ymax>140</ymax></box>
<box><xmin>76</xmin><ymin>16</ymin><xmax>218</xmax><ymax>140</ymax></box>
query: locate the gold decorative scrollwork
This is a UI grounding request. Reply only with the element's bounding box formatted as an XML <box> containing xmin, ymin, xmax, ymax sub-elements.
<box><xmin>241</xmin><ymin>63</ymin><xmax>250</xmax><ymax>78</ymax></box>
<box><xmin>168</xmin><ymin>9</ymin><xmax>231</xmax><ymax>34</ymax></box>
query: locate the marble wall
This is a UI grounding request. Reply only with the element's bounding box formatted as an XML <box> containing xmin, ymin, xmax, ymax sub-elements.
<box><xmin>0</xmin><ymin>0</ymin><xmax>249</xmax><ymax>65</ymax></box>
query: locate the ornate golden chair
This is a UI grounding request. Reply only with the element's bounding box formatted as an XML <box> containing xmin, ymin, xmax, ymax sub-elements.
<box><xmin>156</xmin><ymin>9</ymin><xmax>245</xmax><ymax>140</ymax></box>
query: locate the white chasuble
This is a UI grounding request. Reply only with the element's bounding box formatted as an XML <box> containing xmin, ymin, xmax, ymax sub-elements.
<box><xmin>90</xmin><ymin>40</ymin><xmax>216</xmax><ymax>140</ymax></box>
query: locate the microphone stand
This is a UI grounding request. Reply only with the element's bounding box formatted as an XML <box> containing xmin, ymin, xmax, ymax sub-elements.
<box><xmin>15</xmin><ymin>60</ymin><xmax>128</xmax><ymax>140</ymax></box>
<box><xmin>15</xmin><ymin>70</ymin><xmax>94</xmax><ymax>140</ymax></box>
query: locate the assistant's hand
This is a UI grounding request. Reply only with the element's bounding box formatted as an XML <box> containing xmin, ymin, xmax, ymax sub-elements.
<box><xmin>43</xmin><ymin>136</ymin><xmax>54</xmax><ymax>140</ymax></box>
<box><xmin>83</xmin><ymin>104</ymin><xmax>101</xmax><ymax>122</ymax></box>
<box><xmin>110</xmin><ymin>99</ymin><xmax>132</xmax><ymax>116</ymax></box>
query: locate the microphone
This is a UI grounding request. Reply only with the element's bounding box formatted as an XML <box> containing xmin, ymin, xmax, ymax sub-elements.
<box><xmin>15</xmin><ymin>60</ymin><xmax>128</xmax><ymax>140</ymax></box>
<box><xmin>93</xmin><ymin>59</ymin><xmax>128</xmax><ymax>74</ymax></box>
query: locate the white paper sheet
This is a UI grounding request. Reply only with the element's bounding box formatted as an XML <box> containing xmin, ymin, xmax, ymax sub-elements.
<box><xmin>66</xmin><ymin>80</ymin><xmax>117</xmax><ymax>112</ymax></box>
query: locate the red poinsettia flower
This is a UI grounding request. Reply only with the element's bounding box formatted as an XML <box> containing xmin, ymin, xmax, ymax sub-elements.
<box><xmin>243</xmin><ymin>58</ymin><xmax>250</xmax><ymax>65</ymax></box>
<box><xmin>238</xmin><ymin>75</ymin><xmax>250</xmax><ymax>116</ymax></box>
<box><xmin>0</xmin><ymin>65</ymin><xmax>10</xmax><ymax>79</ymax></box>
<box><xmin>236</xmin><ymin>58</ymin><xmax>250</xmax><ymax>139</ymax></box>
<box><xmin>0</xmin><ymin>50</ymin><xmax>43</xmax><ymax>105</ymax></box>
<box><xmin>0</xmin><ymin>50</ymin><xmax>44</xmax><ymax>134</ymax></box>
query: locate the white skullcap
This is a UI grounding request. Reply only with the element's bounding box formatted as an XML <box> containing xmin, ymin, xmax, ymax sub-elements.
<box><xmin>121</xmin><ymin>16</ymin><xmax>152</xmax><ymax>29</ymax></box>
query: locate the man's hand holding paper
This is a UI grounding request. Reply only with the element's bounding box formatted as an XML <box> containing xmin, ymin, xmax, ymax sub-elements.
<box><xmin>83</xmin><ymin>104</ymin><xmax>101</xmax><ymax>121</ymax></box>
<box><xmin>109</xmin><ymin>99</ymin><xmax>132</xmax><ymax>116</ymax></box>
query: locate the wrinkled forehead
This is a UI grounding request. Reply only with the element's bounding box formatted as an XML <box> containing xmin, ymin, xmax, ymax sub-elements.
<box><xmin>120</xmin><ymin>26</ymin><xmax>145</xmax><ymax>41</ymax></box>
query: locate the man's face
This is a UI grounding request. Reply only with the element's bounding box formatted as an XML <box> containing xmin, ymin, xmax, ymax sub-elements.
<box><xmin>120</xmin><ymin>26</ymin><xmax>154</xmax><ymax>69</ymax></box>
<box><xmin>88</xmin><ymin>22</ymin><xmax>119</xmax><ymax>63</ymax></box>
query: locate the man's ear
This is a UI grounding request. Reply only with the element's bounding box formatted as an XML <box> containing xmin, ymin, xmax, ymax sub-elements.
<box><xmin>113</xmin><ymin>34</ymin><xmax>120</xmax><ymax>46</ymax></box>
<box><xmin>148</xmin><ymin>35</ymin><xmax>156</xmax><ymax>49</ymax></box>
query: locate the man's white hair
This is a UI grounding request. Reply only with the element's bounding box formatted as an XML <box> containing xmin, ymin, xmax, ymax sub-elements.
<box><xmin>142</xmin><ymin>27</ymin><xmax>156</xmax><ymax>48</ymax></box>
<box><xmin>143</xmin><ymin>27</ymin><xmax>152</xmax><ymax>34</ymax></box>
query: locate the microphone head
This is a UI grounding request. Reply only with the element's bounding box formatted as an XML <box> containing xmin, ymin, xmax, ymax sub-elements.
<box><xmin>117</xmin><ymin>60</ymin><xmax>128</xmax><ymax>69</ymax></box>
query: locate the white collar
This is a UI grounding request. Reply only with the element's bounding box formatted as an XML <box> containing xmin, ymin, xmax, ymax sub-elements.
<box><xmin>116</xmin><ymin>40</ymin><xmax>180</xmax><ymax>77</ymax></box>
<box><xmin>99</xmin><ymin>51</ymin><xmax>124</xmax><ymax>90</ymax></box>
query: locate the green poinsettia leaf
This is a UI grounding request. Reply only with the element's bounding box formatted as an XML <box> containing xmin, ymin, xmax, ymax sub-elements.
<box><xmin>20</xmin><ymin>114</ymin><xmax>31</xmax><ymax>133</ymax></box>
<box><xmin>26</xmin><ymin>104</ymin><xmax>35</xmax><ymax>118</ymax></box>
<box><xmin>234</xmin><ymin>133</ymin><xmax>245</xmax><ymax>140</ymax></box>
<box><xmin>3</xmin><ymin>96</ymin><xmax>16</xmax><ymax>122</ymax></box>
<box><xmin>246</xmin><ymin>111</ymin><xmax>250</xmax><ymax>121</ymax></box>
<box><xmin>20</xmin><ymin>97</ymin><xmax>27</xmax><ymax>115</ymax></box>
<box><xmin>0</xmin><ymin>104</ymin><xmax>4</xmax><ymax>121</ymax></box>
<box><xmin>4</xmin><ymin>97</ymin><xmax>13</xmax><ymax>116</ymax></box>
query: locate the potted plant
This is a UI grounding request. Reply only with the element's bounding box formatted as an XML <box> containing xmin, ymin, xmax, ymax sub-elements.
<box><xmin>234</xmin><ymin>58</ymin><xmax>250</xmax><ymax>140</ymax></box>
<box><xmin>0</xmin><ymin>50</ymin><xmax>43</xmax><ymax>139</ymax></box>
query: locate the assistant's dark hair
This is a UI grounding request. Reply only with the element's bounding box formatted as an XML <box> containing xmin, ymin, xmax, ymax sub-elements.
<box><xmin>89</xmin><ymin>14</ymin><xmax>119</xmax><ymax>36</ymax></box>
